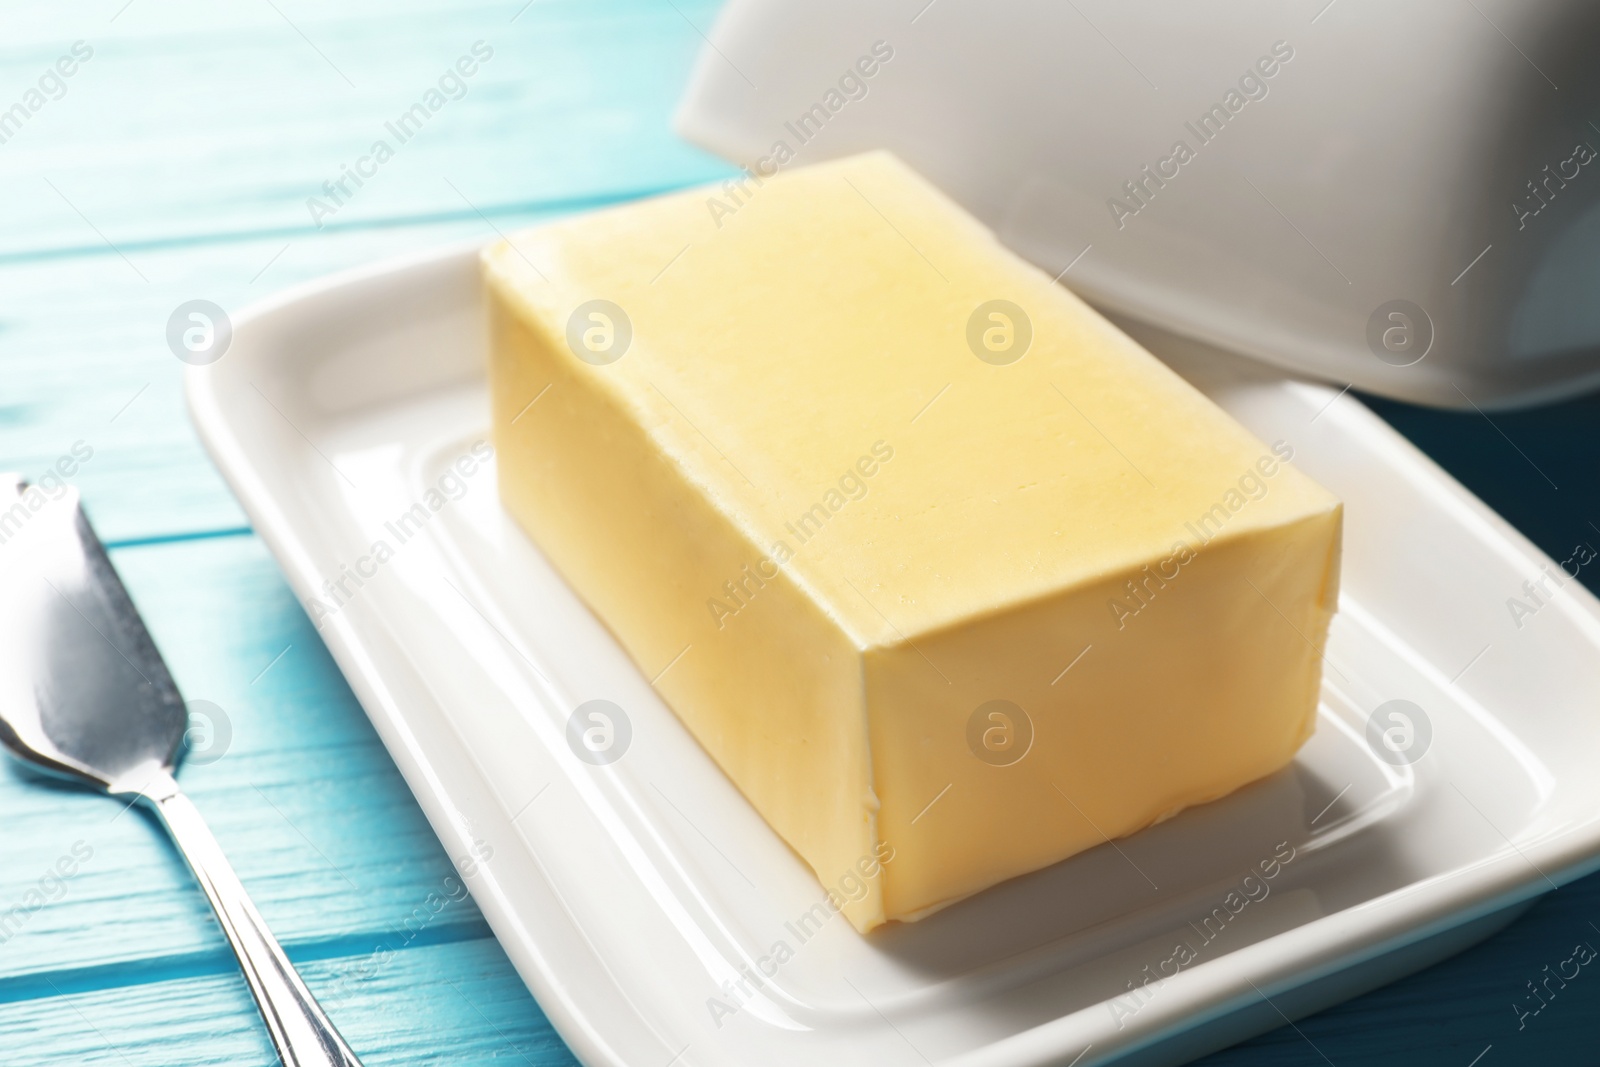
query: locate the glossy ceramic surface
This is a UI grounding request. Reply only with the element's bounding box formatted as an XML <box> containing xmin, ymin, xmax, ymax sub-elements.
<box><xmin>185</xmin><ymin>242</ymin><xmax>1600</xmax><ymax>1066</ymax></box>
<box><xmin>677</xmin><ymin>0</ymin><xmax>1600</xmax><ymax>409</ymax></box>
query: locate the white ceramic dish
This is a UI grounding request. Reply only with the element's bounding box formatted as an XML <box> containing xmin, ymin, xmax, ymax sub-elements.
<box><xmin>187</xmin><ymin>240</ymin><xmax>1600</xmax><ymax>1067</ymax></box>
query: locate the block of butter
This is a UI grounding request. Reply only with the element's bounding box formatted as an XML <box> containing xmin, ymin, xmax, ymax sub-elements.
<box><xmin>482</xmin><ymin>152</ymin><xmax>1341</xmax><ymax>933</ymax></box>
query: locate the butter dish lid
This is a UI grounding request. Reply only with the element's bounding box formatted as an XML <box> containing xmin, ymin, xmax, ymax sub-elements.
<box><xmin>674</xmin><ymin>0</ymin><xmax>1600</xmax><ymax>409</ymax></box>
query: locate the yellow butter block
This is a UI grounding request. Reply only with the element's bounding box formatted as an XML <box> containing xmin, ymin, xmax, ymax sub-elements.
<box><xmin>483</xmin><ymin>151</ymin><xmax>1341</xmax><ymax>932</ymax></box>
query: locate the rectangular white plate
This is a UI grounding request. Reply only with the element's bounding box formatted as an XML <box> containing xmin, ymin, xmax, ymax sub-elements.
<box><xmin>186</xmin><ymin>240</ymin><xmax>1600</xmax><ymax>1067</ymax></box>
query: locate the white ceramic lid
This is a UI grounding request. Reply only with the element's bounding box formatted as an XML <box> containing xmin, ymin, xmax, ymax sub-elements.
<box><xmin>675</xmin><ymin>0</ymin><xmax>1600</xmax><ymax>409</ymax></box>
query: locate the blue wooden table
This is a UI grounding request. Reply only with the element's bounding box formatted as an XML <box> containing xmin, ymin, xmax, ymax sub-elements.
<box><xmin>3</xmin><ymin>3</ymin><xmax>1598</xmax><ymax>1063</ymax></box>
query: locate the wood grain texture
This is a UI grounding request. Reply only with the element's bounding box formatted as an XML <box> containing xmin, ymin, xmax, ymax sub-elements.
<box><xmin>0</xmin><ymin>0</ymin><xmax>733</xmax><ymax>544</ymax></box>
<box><xmin>2</xmin><ymin>0</ymin><xmax>1599</xmax><ymax>1064</ymax></box>
<box><xmin>0</xmin><ymin>535</ymin><xmax>491</xmax><ymax>991</ymax></box>
<box><xmin>0</xmin><ymin>938</ymin><xmax>577</xmax><ymax>1067</ymax></box>
<box><xmin>0</xmin><ymin>0</ymin><xmax>729</xmax><ymax>254</ymax></box>
<box><xmin>0</xmin><ymin>2</ymin><xmax>727</xmax><ymax>1060</ymax></box>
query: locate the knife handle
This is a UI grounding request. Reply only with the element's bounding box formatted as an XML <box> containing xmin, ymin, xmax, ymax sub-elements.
<box><xmin>140</xmin><ymin>769</ymin><xmax>364</xmax><ymax>1067</ymax></box>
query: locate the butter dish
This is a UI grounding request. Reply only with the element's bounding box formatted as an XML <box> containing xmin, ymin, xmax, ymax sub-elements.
<box><xmin>187</xmin><ymin>241</ymin><xmax>1600</xmax><ymax>1067</ymax></box>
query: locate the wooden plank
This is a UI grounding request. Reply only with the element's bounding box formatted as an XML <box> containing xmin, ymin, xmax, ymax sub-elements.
<box><xmin>0</xmin><ymin>534</ymin><xmax>493</xmax><ymax>987</ymax></box>
<box><xmin>8</xmin><ymin>3</ymin><xmax>711</xmax><ymax>1060</ymax></box>
<box><xmin>0</xmin><ymin>0</ymin><xmax>729</xmax><ymax>257</ymax></box>
<box><xmin>0</xmin><ymin>937</ymin><xmax>572</xmax><ymax>1067</ymax></box>
<box><xmin>0</xmin><ymin>0</ymin><xmax>735</xmax><ymax>545</ymax></box>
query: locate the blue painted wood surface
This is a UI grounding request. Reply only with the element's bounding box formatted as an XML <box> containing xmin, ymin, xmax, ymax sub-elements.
<box><xmin>2</xmin><ymin>2</ymin><xmax>1599</xmax><ymax>1064</ymax></box>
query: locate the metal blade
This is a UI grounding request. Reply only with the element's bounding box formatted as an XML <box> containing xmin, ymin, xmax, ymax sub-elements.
<box><xmin>0</xmin><ymin>475</ymin><xmax>187</xmax><ymax>789</ymax></box>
